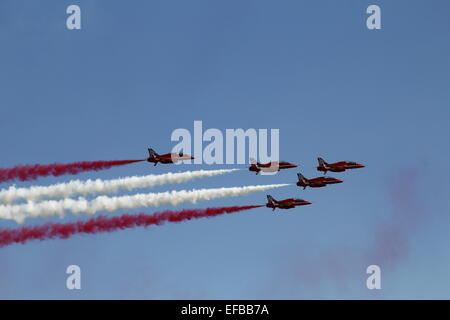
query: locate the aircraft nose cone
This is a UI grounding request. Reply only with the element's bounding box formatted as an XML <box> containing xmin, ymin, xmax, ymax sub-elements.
<box><xmin>358</xmin><ymin>164</ymin><xmax>365</xmax><ymax>168</ymax></box>
<box><xmin>336</xmin><ymin>179</ymin><xmax>344</xmax><ymax>183</ymax></box>
<box><xmin>304</xmin><ymin>201</ymin><xmax>312</xmax><ymax>205</ymax></box>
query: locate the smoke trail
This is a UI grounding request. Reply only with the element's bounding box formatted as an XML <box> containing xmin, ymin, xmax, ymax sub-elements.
<box><xmin>0</xmin><ymin>205</ymin><xmax>263</xmax><ymax>248</ymax></box>
<box><xmin>0</xmin><ymin>160</ymin><xmax>144</xmax><ymax>184</ymax></box>
<box><xmin>275</xmin><ymin>168</ymin><xmax>427</xmax><ymax>298</ymax></box>
<box><xmin>0</xmin><ymin>184</ymin><xmax>290</xmax><ymax>223</ymax></box>
<box><xmin>0</xmin><ymin>169</ymin><xmax>240</xmax><ymax>204</ymax></box>
<box><xmin>367</xmin><ymin>168</ymin><xmax>425</xmax><ymax>268</ymax></box>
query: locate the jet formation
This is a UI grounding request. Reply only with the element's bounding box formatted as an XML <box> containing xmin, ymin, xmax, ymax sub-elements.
<box><xmin>146</xmin><ymin>148</ymin><xmax>364</xmax><ymax>212</ymax></box>
<box><xmin>259</xmin><ymin>157</ymin><xmax>364</xmax><ymax>213</ymax></box>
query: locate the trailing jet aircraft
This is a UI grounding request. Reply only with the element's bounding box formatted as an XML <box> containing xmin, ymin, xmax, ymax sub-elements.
<box><xmin>265</xmin><ymin>195</ymin><xmax>312</xmax><ymax>211</ymax></box>
<box><xmin>249</xmin><ymin>158</ymin><xmax>298</xmax><ymax>175</ymax></box>
<box><xmin>296</xmin><ymin>173</ymin><xmax>343</xmax><ymax>189</ymax></box>
<box><xmin>317</xmin><ymin>157</ymin><xmax>365</xmax><ymax>174</ymax></box>
<box><xmin>146</xmin><ymin>148</ymin><xmax>195</xmax><ymax>166</ymax></box>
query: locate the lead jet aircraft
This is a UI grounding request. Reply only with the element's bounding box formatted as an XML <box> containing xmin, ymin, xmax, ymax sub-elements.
<box><xmin>146</xmin><ymin>148</ymin><xmax>195</xmax><ymax>166</ymax></box>
<box><xmin>296</xmin><ymin>173</ymin><xmax>343</xmax><ymax>189</ymax></box>
<box><xmin>265</xmin><ymin>195</ymin><xmax>312</xmax><ymax>211</ymax></box>
<box><xmin>316</xmin><ymin>157</ymin><xmax>365</xmax><ymax>174</ymax></box>
<box><xmin>249</xmin><ymin>158</ymin><xmax>298</xmax><ymax>175</ymax></box>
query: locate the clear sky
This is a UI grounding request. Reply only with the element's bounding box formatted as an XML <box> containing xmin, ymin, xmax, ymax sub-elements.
<box><xmin>0</xmin><ymin>0</ymin><xmax>449</xmax><ymax>299</ymax></box>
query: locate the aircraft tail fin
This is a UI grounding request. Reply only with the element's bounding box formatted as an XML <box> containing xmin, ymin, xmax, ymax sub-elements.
<box><xmin>266</xmin><ymin>195</ymin><xmax>276</xmax><ymax>204</ymax></box>
<box><xmin>148</xmin><ymin>148</ymin><xmax>158</xmax><ymax>157</ymax></box>
<box><xmin>297</xmin><ymin>173</ymin><xmax>307</xmax><ymax>183</ymax></box>
<box><xmin>318</xmin><ymin>157</ymin><xmax>327</xmax><ymax>166</ymax></box>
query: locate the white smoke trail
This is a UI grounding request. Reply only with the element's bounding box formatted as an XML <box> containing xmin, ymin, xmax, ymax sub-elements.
<box><xmin>0</xmin><ymin>169</ymin><xmax>240</xmax><ymax>204</ymax></box>
<box><xmin>0</xmin><ymin>184</ymin><xmax>291</xmax><ymax>223</ymax></box>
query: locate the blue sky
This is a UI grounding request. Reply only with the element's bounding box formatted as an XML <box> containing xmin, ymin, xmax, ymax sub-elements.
<box><xmin>0</xmin><ymin>0</ymin><xmax>449</xmax><ymax>299</ymax></box>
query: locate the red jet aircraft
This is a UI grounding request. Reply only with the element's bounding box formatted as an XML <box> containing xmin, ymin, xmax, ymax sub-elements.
<box><xmin>249</xmin><ymin>158</ymin><xmax>298</xmax><ymax>175</ymax></box>
<box><xmin>146</xmin><ymin>148</ymin><xmax>195</xmax><ymax>166</ymax></box>
<box><xmin>265</xmin><ymin>195</ymin><xmax>312</xmax><ymax>211</ymax></box>
<box><xmin>296</xmin><ymin>173</ymin><xmax>343</xmax><ymax>189</ymax></box>
<box><xmin>317</xmin><ymin>157</ymin><xmax>365</xmax><ymax>174</ymax></box>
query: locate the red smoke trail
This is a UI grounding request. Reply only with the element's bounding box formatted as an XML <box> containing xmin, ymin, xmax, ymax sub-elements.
<box><xmin>0</xmin><ymin>160</ymin><xmax>144</xmax><ymax>184</ymax></box>
<box><xmin>0</xmin><ymin>205</ymin><xmax>262</xmax><ymax>248</ymax></box>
